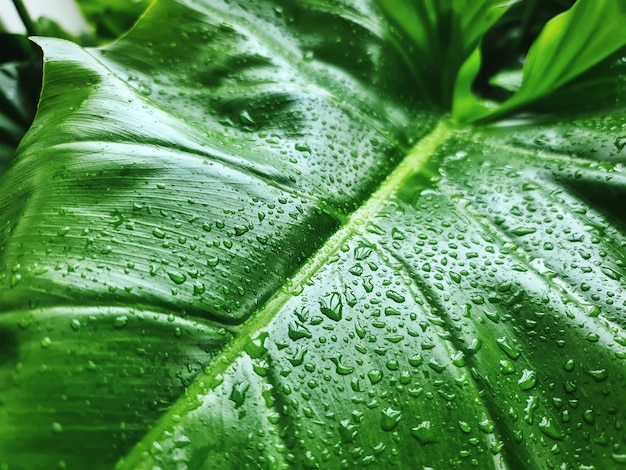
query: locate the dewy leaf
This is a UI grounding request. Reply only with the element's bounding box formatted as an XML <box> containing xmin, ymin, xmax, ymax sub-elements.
<box><xmin>454</xmin><ymin>0</ymin><xmax>626</xmax><ymax>122</ymax></box>
<box><xmin>1</xmin><ymin>0</ymin><xmax>626</xmax><ymax>469</ymax></box>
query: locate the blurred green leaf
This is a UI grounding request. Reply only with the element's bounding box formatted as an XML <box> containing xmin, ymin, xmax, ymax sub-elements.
<box><xmin>76</xmin><ymin>0</ymin><xmax>151</xmax><ymax>42</ymax></box>
<box><xmin>0</xmin><ymin>34</ymin><xmax>41</xmax><ymax>175</ymax></box>
<box><xmin>453</xmin><ymin>0</ymin><xmax>626</xmax><ymax>121</ymax></box>
<box><xmin>377</xmin><ymin>0</ymin><xmax>519</xmax><ymax>107</ymax></box>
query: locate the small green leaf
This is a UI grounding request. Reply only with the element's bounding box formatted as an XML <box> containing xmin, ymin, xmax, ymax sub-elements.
<box><xmin>454</xmin><ymin>0</ymin><xmax>626</xmax><ymax>121</ymax></box>
<box><xmin>378</xmin><ymin>0</ymin><xmax>518</xmax><ymax>107</ymax></box>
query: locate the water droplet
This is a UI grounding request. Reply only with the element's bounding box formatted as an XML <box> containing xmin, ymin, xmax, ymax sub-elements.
<box><xmin>302</xmin><ymin>450</ymin><xmax>318</xmax><ymax>470</ymax></box>
<box><xmin>295</xmin><ymin>143</ymin><xmax>311</xmax><ymax>153</ymax></box>
<box><xmin>338</xmin><ymin>419</ymin><xmax>357</xmax><ymax>443</ymax></box>
<box><xmin>612</xmin><ymin>453</ymin><xmax>626</xmax><ymax>464</ymax></box>
<box><xmin>41</xmin><ymin>337</ymin><xmax>52</xmax><ymax>348</ymax></box>
<box><xmin>344</xmin><ymin>285</ymin><xmax>357</xmax><ymax>307</ymax></box>
<box><xmin>496</xmin><ymin>337</ymin><xmax>520</xmax><ymax>360</ymax></box>
<box><xmin>451</xmin><ymin>351</ymin><xmax>465</xmax><ymax>367</ymax></box>
<box><xmin>234</xmin><ymin>225</ymin><xmax>249</xmax><ymax>236</ymax></box>
<box><xmin>380</xmin><ymin>408</ymin><xmax>402</xmax><ymax>431</ymax></box>
<box><xmin>489</xmin><ymin>441</ymin><xmax>504</xmax><ymax>455</ymax></box>
<box><xmin>239</xmin><ymin>110</ymin><xmax>255</xmax><ymax>125</ymax></box>
<box><xmin>467</xmin><ymin>338</ymin><xmax>482</xmax><ymax>354</ymax></box>
<box><xmin>384</xmin><ymin>335</ymin><xmax>404</xmax><ymax>344</ymax></box>
<box><xmin>368</xmin><ymin>369</ymin><xmax>383</xmax><ymax>384</ymax></box>
<box><xmin>348</xmin><ymin>264</ymin><xmax>363</xmax><ymax>276</ymax></box>
<box><xmin>583</xmin><ymin>367</ymin><xmax>608</xmax><ymax>382</ymax></box>
<box><xmin>353</xmin><ymin>242</ymin><xmax>373</xmax><ymax>260</ymax></box>
<box><xmin>329</xmin><ymin>355</ymin><xmax>354</xmax><ymax>375</ymax></box>
<box><xmin>408</xmin><ymin>354</ymin><xmax>423</xmax><ymax>367</ymax></box>
<box><xmin>385</xmin><ymin>290</ymin><xmax>405</xmax><ymax>303</ymax></box>
<box><xmin>193</xmin><ymin>282</ymin><xmax>206</xmax><ymax>295</ymax></box>
<box><xmin>245</xmin><ymin>331</ymin><xmax>268</xmax><ymax>359</ymax></box>
<box><xmin>585</xmin><ymin>305</ymin><xmax>601</xmax><ymax>317</ymax></box>
<box><xmin>458</xmin><ymin>421</ymin><xmax>472</xmax><ymax>433</ymax></box>
<box><xmin>167</xmin><ymin>271</ymin><xmax>187</xmax><ymax>284</ymax></box>
<box><xmin>51</xmin><ymin>422</ymin><xmax>63</xmax><ymax>434</ymax></box>
<box><xmin>518</xmin><ymin>369</ymin><xmax>537</xmax><ymax>390</ymax></box>
<box><xmin>366</xmin><ymin>223</ymin><xmax>385</xmax><ymax>235</ymax></box>
<box><xmin>538</xmin><ymin>416</ymin><xmax>562</xmax><ymax>440</ymax></box>
<box><xmin>319</xmin><ymin>292</ymin><xmax>343</xmax><ymax>321</ymax></box>
<box><xmin>411</xmin><ymin>421</ymin><xmax>438</xmax><ymax>445</ymax></box>
<box><xmin>511</xmin><ymin>227</ymin><xmax>537</xmax><ymax>236</ymax></box>
<box><xmin>362</xmin><ymin>275</ymin><xmax>373</xmax><ymax>293</ymax></box>
<box><xmin>427</xmin><ymin>359</ymin><xmax>445</xmax><ymax>373</ymax></box>
<box><xmin>149</xmin><ymin>441</ymin><xmax>162</xmax><ymax>456</ymax></box>
<box><xmin>229</xmin><ymin>380</ymin><xmax>250</xmax><ymax>408</ymax></box>
<box><xmin>563</xmin><ymin>379</ymin><xmax>577</xmax><ymax>393</ymax></box>
<box><xmin>583</xmin><ymin>409</ymin><xmax>595</xmax><ymax>424</ymax></box>
<box><xmin>391</xmin><ymin>228</ymin><xmax>405</xmax><ymax>240</ymax></box>
<box><xmin>614</xmin><ymin>135</ymin><xmax>626</xmax><ymax>152</ymax></box>
<box><xmin>287</xmin><ymin>347</ymin><xmax>307</xmax><ymax>367</ymax></box>
<box><xmin>113</xmin><ymin>315</ymin><xmax>128</xmax><ymax>329</ymax></box>
<box><xmin>499</xmin><ymin>359</ymin><xmax>515</xmax><ymax>375</ymax></box>
<box><xmin>524</xmin><ymin>395</ymin><xmax>538</xmax><ymax>424</ymax></box>
<box><xmin>289</xmin><ymin>322</ymin><xmax>311</xmax><ymax>341</ymax></box>
<box><xmin>10</xmin><ymin>273</ymin><xmax>22</xmax><ymax>288</ymax></box>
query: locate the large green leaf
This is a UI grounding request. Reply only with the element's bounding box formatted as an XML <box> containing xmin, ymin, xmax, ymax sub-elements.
<box><xmin>1</xmin><ymin>0</ymin><xmax>626</xmax><ymax>469</ymax></box>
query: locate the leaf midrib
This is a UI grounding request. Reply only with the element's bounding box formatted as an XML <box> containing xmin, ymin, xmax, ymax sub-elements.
<box><xmin>116</xmin><ymin>119</ymin><xmax>454</xmax><ymax>467</ymax></box>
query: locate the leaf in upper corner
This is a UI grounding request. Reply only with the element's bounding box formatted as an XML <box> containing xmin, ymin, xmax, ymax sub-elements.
<box><xmin>75</xmin><ymin>0</ymin><xmax>156</xmax><ymax>43</ymax></box>
<box><xmin>0</xmin><ymin>1</ymin><xmax>626</xmax><ymax>469</ymax></box>
<box><xmin>378</xmin><ymin>0</ymin><xmax>518</xmax><ymax>107</ymax></box>
<box><xmin>0</xmin><ymin>35</ymin><xmax>41</xmax><ymax>175</ymax></box>
<box><xmin>453</xmin><ymin>0</ymin><xmax>626</xmax><ymax>121</ymax></box>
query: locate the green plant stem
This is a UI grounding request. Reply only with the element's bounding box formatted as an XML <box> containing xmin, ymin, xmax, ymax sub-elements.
<box><xmin>12</xmin><ymin>0</ymin><xmax>38</xmax><ymax>36</ymax></box>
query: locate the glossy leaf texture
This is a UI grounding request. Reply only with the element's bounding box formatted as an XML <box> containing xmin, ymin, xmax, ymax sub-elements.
<box><xmin>0</xmin><ymin>0</ymin><xmax>625</xmax><ymax>469</ymax></box>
